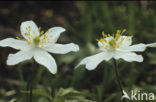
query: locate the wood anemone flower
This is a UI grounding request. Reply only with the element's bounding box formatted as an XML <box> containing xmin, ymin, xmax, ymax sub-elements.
<box><xmin>0</xmin><ymin>20</ymin><xmax>79</xmax><ymax>74</ymax></box>
<box><xmin>76</xmin><ymin>29</ymin><xmax>156</xmax><ymax>70</ymax></box>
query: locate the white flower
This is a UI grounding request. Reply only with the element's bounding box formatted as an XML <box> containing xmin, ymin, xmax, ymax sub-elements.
<box><xmin>0</xmin><ymin>20</ymin><xmax>79</xmax><ymax>74</ymax></box>
<box><xmin>76</xmin><ymin>29</ymin><xmax>156</xmax><ymax>70</ymax></box>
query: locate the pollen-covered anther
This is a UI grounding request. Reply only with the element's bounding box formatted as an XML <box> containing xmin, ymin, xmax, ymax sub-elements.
<box><xmin>109</xmin><ymin>38</ymin><xmax>116</xmax><ymax>49</ymax></box>
<box><xmin>117</xmin><ymin>30</ymin><xmax>121</xmax><ymax>34</ymax></box>
<box><xmin>126</xmin><ymin>37</ymin><xmax>130</xmax><ymax>41</ymax></box>
<box><xmin>122</xmin><ymin>29</ymin><xmax>126</xmax><ymax>33</ymax></box>
<box><xmin>108</xmin><ymin>34</ymin><xmax>111</xmax><ymax>38</ymax></box>
<box><xmin>16</xmin><ymin>37</ymin><xmax>20</xmax><ymax>39</ymax></box>
<box><xmin>41</xmin><ymin>31</ymin><xmax>44</xmax><ymax>35</ymax></box>
<box><xmin>24</xmin><ymin>33</ymin><xmax>30</xmax><ymax>36</ymax></box>
<box><xmin>26</xmin><ymin>26</ymin><xmax>31</xmax><ymax>34</ymax></box>
<box><xmin>96</xmin><ymin>29</ymin><xmax>129</xmax><ymax>51</ymax></box>
<box><xmin>38</xmin><ymin>27</ymin><xmax>41</xmax><ymax>32</ymax></box>
<box><xmin>27</xmin><ymin>42</ymin><xmax>31</xmax><ymax>45</ymax></box>
<box><xmin>119</xmin><ymin>37</ymin><xmax>125</xmax><ymax>46</ymax></box>
<box><xmin>46</xmin><ymin>31</ymin><xmax>49</xmax><ymax>33</ymax></box>
<box><xmin>104</xmin><ymin>45</ymin><xmax>109</xmax><ymax>50</ymax></box>
<box><xmin>102</xmin><ymin>31</ymin><xmax>107</xmax><ymax>37</ymax></box>
<box><xmin>115</xmin><ymin>33</ymin><xmax>120</xmax><ymax>40</ymax></box>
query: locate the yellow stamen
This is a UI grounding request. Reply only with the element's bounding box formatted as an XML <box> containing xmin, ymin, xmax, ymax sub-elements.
<box><xmin>25</xmin><ymin>39</ymin><xmax>29</xmax><ymax>41</ymax></box>
<box><xmin>123</xmin><ymin>29</ymin><xmax>126</xmax><ymax>33</ymax></box>
<box><xmin>38</xmin><ymin>27</ymin><xmax>41</xmax><ymax>32</ymax></box>
<box><xmin>104</xmin><ymin>45</ymin><xmax>109</xmax><ymax>50</ymax></box>
<box><xmin>116</xmin><ymin>33</ymin><xmax>120</xmax><ymax>40</ymax></box>
<box><xmin>46</xmin><ymin>30</ymin><xmax>50</xmax><ymax>34</ymax></box>
<box><xmin>103</xmin><ymin>39</ymin><xmax>107</xmax><ymax>43</ymax></box>
<box><xmin>43</xmin><ymin>35</ymin><xmax>47</xmax><ymax>39</ymax></box>
<box><xmin>119</xmin><ymin>37</ymin><xmax>125</xmax><ymax>46</ymax></box>
<box><xmin>109</xmin><ymin>39</ymin><xmax>116</xmax><ymax>48</ymax></box>
<box><xmin>108</xmin><ymin>34</ymin><xmax>111</xmax><ymax>38</ymax></box>
<box><xmin>126</xmin><ymin>37</ymin><xmax>130</xmax><ymax>41</ymax></box>
<box><xmin>112</xmin><ymin>33</ymin><xmax>114</xmax><ymax>38</ymax></box>
<box><xmin>27</xmin><ymin>42</ymin><xmax>31</xmax><ymax>45</ymax></box>
<box><xmin>41</xmin><ymin>31</ymin><xmax>44</xmax><ymax>35</ymax></box>
<box><xmin>102</xmin><ymin>31</ymin><xmax>107</xmax><ymax>37</ymax></box>
<box><xmin>117</xmin><ymin>43</ymin><xmax>120</xmax><ymax>48</ymax></box>
<box><xmin>24</xmin><ymin>33</ymin><xmax>29</xmax><ymax>36</ymax></box>
<box><xmin>16</xmin><ymin>37</ymin><xmax>20</xmax><ymax>39</ymax></box>
<box><xmin>117</xmin><ymin>30</ymin><xmax>121</xmax><ymax>34</ymax></box>
<box><xmin>96</xmin><ymin>39</ymin><xmax>99</xmax><ymax>42</ymax></box>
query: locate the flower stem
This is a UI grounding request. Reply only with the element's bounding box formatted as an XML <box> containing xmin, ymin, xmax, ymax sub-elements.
<box><xmin>113</xmin><ymin>59</ymin><xmax>126</xmax><ymax>102</ymax></box>
<box><xmin>30</xmin><ymin>60</ymin><xmax>36</xmax><ymax>102</ymax></box>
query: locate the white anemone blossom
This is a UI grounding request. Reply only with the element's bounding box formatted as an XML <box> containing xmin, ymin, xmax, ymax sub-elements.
<box><xmin>0</xmin><ymin>20</ymin><xmax>79</xmax><ymax>74</ymax></box>
<box><xmin>76</xmin><ymin>29</ymin><xmax>156</xmax><ymax>70</ymax></box>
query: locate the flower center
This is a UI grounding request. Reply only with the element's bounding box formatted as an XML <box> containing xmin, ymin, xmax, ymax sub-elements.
<box><xmin>16</xmin><ymin>26</ymin><xmax>55</xmax><ymax>48</ymax></box>
<box><xmin>33</xmin><ymin>36</ymin><xmax>40</xmax><ymax>47</ymax></box>
<box><xmin>96</xmin><ymin>29</ymin><xmax>130</xmax><ymax>51</ymax></box>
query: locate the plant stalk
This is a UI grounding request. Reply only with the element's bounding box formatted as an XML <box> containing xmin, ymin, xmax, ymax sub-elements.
<box><xmin>30</xmin><ymin>60</ymin><xmax>36</xmax><ymax>102</ymax></box>
<box><xmin>113</xmin><ymin>59</ymin><xmax>126</xmax><ymax>102</ymax></box>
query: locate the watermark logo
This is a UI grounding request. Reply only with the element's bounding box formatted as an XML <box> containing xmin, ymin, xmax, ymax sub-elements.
<box><xmin>121</xmin><ymin>90</ymin><xmax>155</xmax><ymax>101</ymax></box>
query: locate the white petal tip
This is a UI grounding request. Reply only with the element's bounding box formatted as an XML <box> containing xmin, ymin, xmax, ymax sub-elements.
<box><xmin>146</xmin><ymin>43</ymin><xmax>156</xmax><ymax>47</ymax></box>
<box><xmin>74</xmin><ymin>64</ymin><xmax>80</xmax><ymax>69</ymax></box>
<box><xmin>73</xmin><ymin>44</ymin><xmax>80</xmax><ymax>52</ymax></box>
<box><xmin>131</xmin><ymin>55</ymin><xmax>143</xmax><ymax>63</ymax></box>
<box><xmin>6</xmin><ymin>54</ymin><xmax>14</xmax><ymax>65</ymax></box>
<box><xmin>138</xmin><ymin>56</ymin><xmax>143</xmax><ymax>62</ymax></box>
<box><xmin>50</xmin><ymin>70</ymin><xmax>57</xmax><ymax>74</ymax></box>
<box><xmin>21</xmin><ymin>20</ymin><xmax>34</xmax><ymax>24</ymax></box>
<box><xmin>7</xmin><ymin>59</ymin><xmax>15</xmax><ymax>66</ymax></box>
<box><xmin>55</xmin><ymin>27</ymin><xmax>66</xmax><ymax>33</ymax></box>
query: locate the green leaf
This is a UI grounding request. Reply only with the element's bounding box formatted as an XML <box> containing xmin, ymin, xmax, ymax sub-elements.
<box><xmin>55</xmin><ymin>88</ymin><xmax>95</xmax><ymax>102</ymax></box>
<box><xmin>56</xmin><ymin>88</ymin><xmax>80</xmax><ymax>97</ymax></box>
<box><xmin>21</xmin><ymin>90</ymin><xmax>52</xmax><ymax>100</ymax></box>
<box><xmin>54</xmin><ymin>97</ymin><xmax>65</xmax><ymax>102</ymax></box>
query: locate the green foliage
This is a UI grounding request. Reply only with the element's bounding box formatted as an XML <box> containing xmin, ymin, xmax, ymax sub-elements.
<box><xmin>21</xmin><ymin>90</ymin><xmax>52</xmax><ymax>100</ymax></box>
<box><xmin>54</xmin><ymin>88</ymin><xmax>95</xmax><ymax>102</ymax></box>
<box><xmin>0</xmin><ymin>1</ymin><xmax>156</xmax><ymax>102</ymax></box>
<box><xmin>20</xmin><ymin>88</ymin><xmax>95</xmax><ymax>102</ymax></box>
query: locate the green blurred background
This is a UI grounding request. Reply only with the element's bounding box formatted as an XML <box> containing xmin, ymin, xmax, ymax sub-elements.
<box><xmin>0</xmin><ymin>1</ymin><xmax>156</xmax><ymax>102</ymax></box>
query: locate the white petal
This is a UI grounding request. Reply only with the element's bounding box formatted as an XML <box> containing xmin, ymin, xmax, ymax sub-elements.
<box><xmin>119</xmin><ymin>43</ymin><xmax>147</xmax><ymax>52</ymax></box>
<box><xmin>118</xmin><ymin>36</ymin><xmax>132</xmax><ymax>48</ymax></box>
<box><xmin>97</xmin><ymin>41</ymin><xmax>106</xmax><ymax>51</ymax></box>
<box><xmin>0</xmin><ymin>38</ymin><xmax>31</xmax><ymax>50</ymax></box>
<box><xmin>97</xmin><ymin>37</ymin><xmax>111</xmax><ymax>51</ymax></box>
<box><xmin>33</xmin><ymin>49</ymin><xmax>57</xmax><ymax>74</ymax></box>
<box><xmin>114</xmin><ymin>52</ymin><xmax>143</xmax><ymax>62</ymax></box>
<box><xmin>43</xmin><ymin>43</ymin><xmax>79</xmax><ymax>54</ymax></box>
<box><xmin>7</xmin><ymin>50</ymin><xmax>34</xmax><ymax>65</ymax></box>
<box><xmin>76</xmin><ymin>52</ymin><xmax>112</xmax><ymax>70</ymax></box>
<box><xmin>20</xmin><ymin>20</ymin><xmax>40</xmax><ymax>40</ymax></box>
<box><xmin>126</xmin><ymin>43</ymin><xmax>147</xmax><ymax>52</ymax></box>
<box><xmin>146</xmin><ymin>43</ymin><xmax>156</xmax><ymax>47</ymax></box>
<box><xmin>40</xmin><ymin>27</ymin><xmax>65</xmax><ymax>42</ymax></box>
